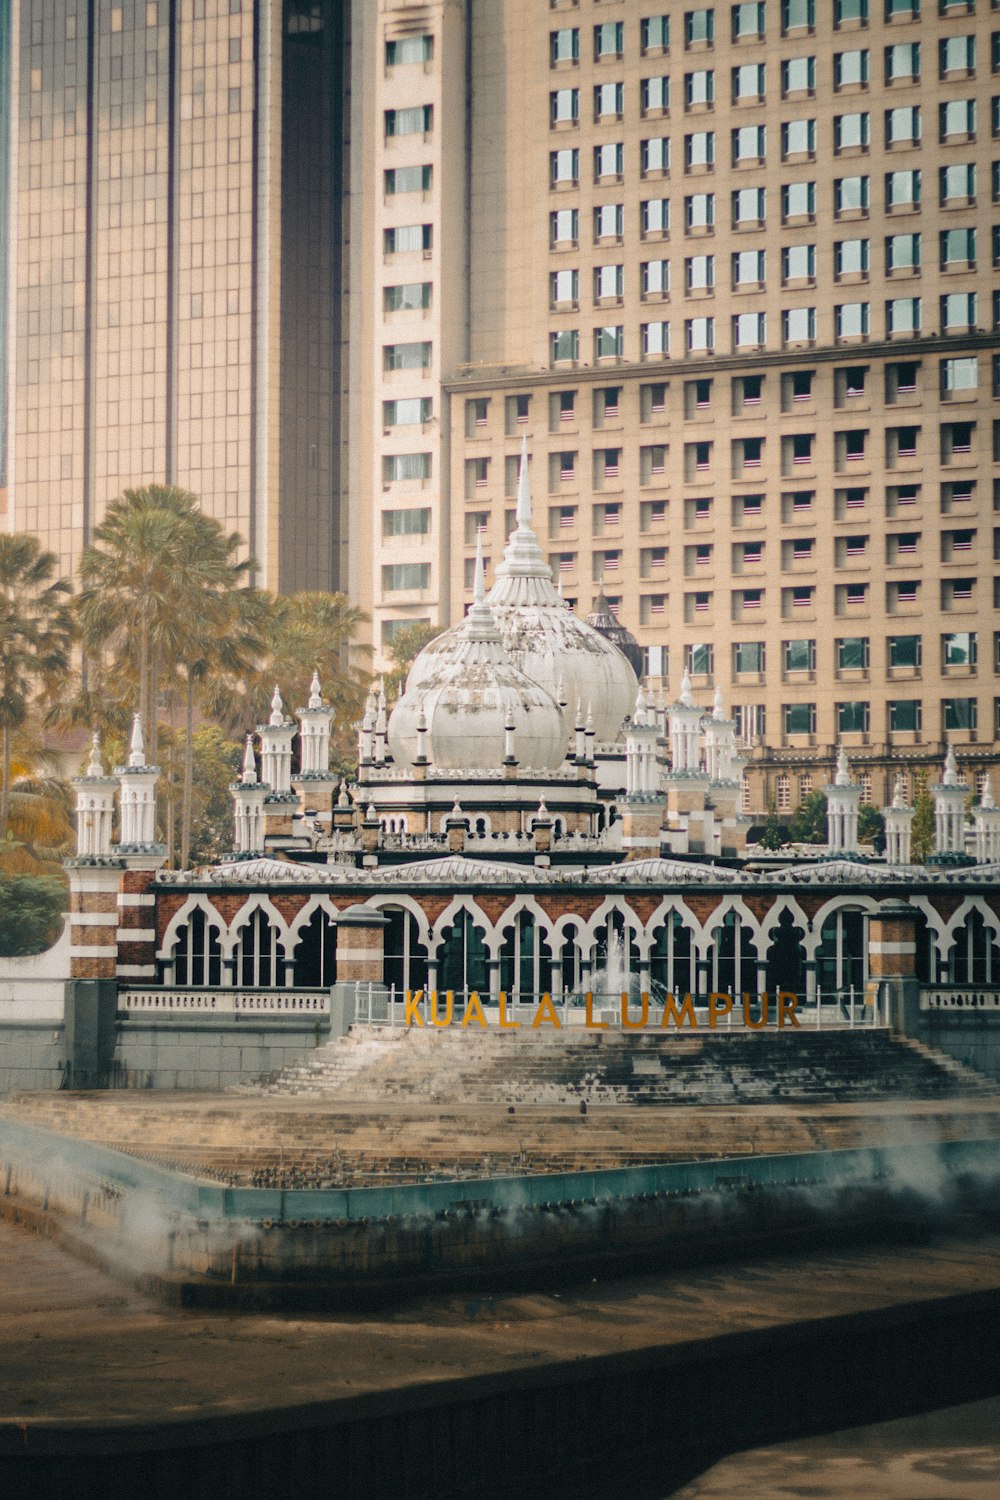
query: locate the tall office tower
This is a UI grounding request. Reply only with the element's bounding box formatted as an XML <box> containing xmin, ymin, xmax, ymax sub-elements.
<box><xmin>353</xmin><ymin>0</ymin><xmax>1000</xmax><ymax>809</ymax></box>
<box><xmin>6</xmin><ymin>0</ymin><xmax>348</xmax><ymax>592</ymax></box>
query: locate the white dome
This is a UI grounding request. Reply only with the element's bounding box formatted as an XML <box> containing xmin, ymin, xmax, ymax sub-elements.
<box><xmin>405</xmin><ymin>441</ymin><xmax>638</xmax><ymax>744</ymax></box>
<box><xmin>387</xmin><ymin>550</ymin><xmax>566</xmax><ymax>772</ymax></box>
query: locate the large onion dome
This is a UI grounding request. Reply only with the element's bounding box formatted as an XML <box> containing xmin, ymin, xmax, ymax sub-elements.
<box><xmin>387</xmin><ymin>544</ymin><xmax>566</xmax><ymax>771</ymax></box>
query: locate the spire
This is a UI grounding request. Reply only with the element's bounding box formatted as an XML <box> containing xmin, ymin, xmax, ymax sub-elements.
<box><xmin>556</xmin><ymin>675</ymin><xmax>567</xmax><ymax>710</ymax></box>
<box><xmin>451</xmin><ymin>797</ymin><xmax>463</xmax><ymax>820</ymax></box>
<box><xmin>269</xmin><ymin>685</ymin><xmax>285</xmax><ymax>727</ymax></box>
<box><xmin>337</xmin><ymin>777</ymin><xmax>350</xmax><ymax>807</ymax></box>
<box><xmin>943</xmin><ymin>743</ymin><xmax>959</xmax><ymax>786</ymax></box>
<box><xmin>892</xmin><ymin>774</ymin><xmax>907</xmax><ymax>809</ymax></box>
<box><xmin>516</xmin><ymin>433</ymin><xmax>531</xmax><ymax>527</ymax></box>
<box><xmin>308</xmin><ymin>670</ymin><xmax>323</xmax><ymax>710</ymax></box>
<box><xmin>713</xmin><ymin>685</ymin><xmax>725</xmax><ymax>721</ymax></box>
<box><xmin>473</xmin><ymin>530</ymin><xmax>486</xmax><ymax>606</ymax></box>
<box><xmin>634</xmin><ymin>683</ymin><xmax>646</xmax><ymax>717</ymax></box>
<box><xmin>241</xmin><ymin>735</ymin><xmax>258</xmax><ymax>785</ymax></box>
<box><xmin>834</xmin><ymin>745</ymin><xmax>851</xmax><ymax>786</ymax></box>
<box><xmin>679</xmin><ymin>670</ymin><xmax>693</xmax><ymax>709</ymax></box>
<box><xmin>87</xmin><ymin>731</ymin><xmax>103</xmax><ymax>777</ymax></box>
<box><xmin>128</xmin><ymin>713</ymin><xmax>146</xmax><ymax>768</ymax></box>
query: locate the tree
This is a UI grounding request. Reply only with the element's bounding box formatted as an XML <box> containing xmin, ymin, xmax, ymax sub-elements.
<box><xmin>384</xmin><ymin>622</ymin><xmax>443</xmax><ymax>700</ymax></box>
<box><xmin>0</xmin><ymin>873</ymin><xmax>66</xmax><ymax>956</ymax></box>
<box><xmin>911</xmin><ymin>775</ymin><xmax>935</xmax><ymax>863</ymax></box>
<box><xmin>857</xmin><ymin>803</ymin><xmax>885</xmax><ymax>850</ymax></box>
<box><xmin>0</xmin><ymin>536</ymin><xmax>74</xmax><ymax>842</ymax></box>
<box><xmin>757</xmin><ymin>800</ymin><xmax>787</xmax><ymax>850</ymax></box>
<box><xmin>789</xmin><ymin>789</ymin><xmax>827</xmax><ymax>844</ymax></box>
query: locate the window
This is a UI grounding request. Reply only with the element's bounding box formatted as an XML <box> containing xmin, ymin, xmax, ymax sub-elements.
<box><xmin>594</xmin><ymin>264</ymin><xmax>624</xmax><ymax>301</ymax></box>
<box><xmin>940</xmin><ymin>162</ymin><xmax>976</xmax><ymax>202</ymax></box>
<box><xmin>940</xmin><ymin>99</ymin><xmax>976</xmax><ymax>139</ymax></box>
<box><xmin>594</xmin><ymin>81</ymin><xmax>624</xmax><ymax>118</ymax></box>
<box><xmin>386</xmin><ymin>35</ymin><xmax>433</xmax><ymax>65</ymax></box>
<box><xmin>784</xmin><ymin>702</ymin><xmax>817</xmax><ymax>734</ymax></box>
<box><xmin>383</xmin><ymin>507</ymin><xmax>431</xmax><ymax>537</ymax></box>
<box><xmin>551</xmin><ymin>147</ymin><xmax>580</xmax><ymax>185</ymax></box>
<box><xmin>550</xmin><ymin>27</ymin><xmax>580</xmax><ymax>63</ymax></box>
<box><xmin>939</xmin><ymin>35</ymin><xmax>975</xmax><ymax>76</ymax></box>
<box><xmin>889</xmin><ymin>700</ymin><xmax>922</xmax><ymax>732</ymax></box>
<box><xmin>686</xmin><ymin>643</ymin><xmax>715</xmax><ymax>674</ymax></box>
<box><xmin>384</xmin><ymin>397</ymin><xmax>432</xmax><ymax>427</ymax></box>
<box><xmin>887</xmin><ymin>296</ymin><xmax>921</xmax><ymax>335</ymax></box>
<box><xmin>782</xmin><ymin>118</ymin><xmax>817</xmax><ymax>155</ymax></box>
<box><xmin>835</xmin><ymin>175</ymin><xmax>870</xmax><ymax>213</ymax></box>
<box><xmin>941</xmin><ymin>356</ymin><xmax>978</xmax><ymax>393</ymax></box>
<box><xmin>596</xmin><ymin>325</ymin><xmax>625</xmax><ymax>358</ymax></box>
<box><xmin>782</xmin><ymin>0</ymin><xmax>815</xmax><ymax>30</ymax></box>
<box><xmin>943</xmin><ymin>698</ymin><xmax>977</xmax><ymax>731</ymax></box>
<box><xmin>838</xmin><ymin>636</ymin><xmax>870</xmax><ymax>669</ymax></box>
<box><xmin>887</xmin><ymin>168</ymin><xmax>921</xmax><ymax>208</ymax></box>
<box><xmin>837</xmin><ymin>701</ymin><xmax>870</xmax><ymax>733</ymax></box>
<box><xmin>886</xmin><ymin>105</ymin><xmax>920</xmax><ymax>145</ymax></box>
<box><xmin>734</xmin><ymin>640</ymin><xmax>766</xmax><ymax>672</ymax></box>
<box><xmin>836</xmin><ymin>0</ymin><xmax>868</xmax><ymax>20</ymax></box>
<box><xmin>594</xmin><ymin>20</ymin><xmax>623</xmax><ymax>58</ymax></box>
<box><xmin>782</xmin><ymin>55</ymin><xmax>816</xmax><ymax>93</ymax></box>
<box><xmin>641</xmin><ymin>320</ymin><xmax>670</xmax><ymax>355</ymax></box>
<box><xmin>595</xmin><ymin>203</ymin><xmax>625</xmax><ymax>238</ymax></box>
<box><xmin>835</xmin><ymin>238</ymin><xmax>870</xmax><ymax>276</ymax></box>
<box><xmin>835</xmin><ymin>50</ymin><xmax>869</xmax><ymax>87</ymax></box>
<box><xmin>941</xmin><ymin>228</ymin><xmax>976</xmax><ymax>268</ymax></box>
<box><xmin>594</xmin><ymin>143</ymin><xmax>624</xmax><ymax>179</ymax></box>
<box><xmin>384</xmin><ymin>282</ymin><xmax>432</xmax><ymax>311</ymax></box>
<box><xmin>836</xmin><ymin>302</ymin><xmax>870</xmax><ymax>338</ymax></box>
<box><xmin>550</xmin><ymin>88</ymin><xmax>580</xmax><ymax>124</ymax></box>
<box><xmin>550</xmin><ymin>268</ymin><xmax>579</xmax><ymax>305</ymax></box>
<box><xmin>642</xmin><ymin>198</ymin><xmax>670</xmax><ymax>235</ymax></box>
<box><xmin>686</xmin><ymin>70</ymin><xmax>715</xmax><ymax>106</ymax></box>
<box><xmin>383</xmin><ymin>341</ymin><xmax>432</xmax><ymax>370</ymax></box>
<box><xmin>732</xmin><ymin>186</ymin><xmax>766</xmax><ymax>224</ymax></box>
<box><xmin>733</xmin><ymin>63</ymin><xmax>766</xmax><ymax>99</ymax></box>
<box><xmin>886</xmin><ymin>232</ymin><xmax>921</xmax><ymax>271</ymax></box>
<box><xmin>941</xmin><ymin>292</ymin><xmax>977</xmax><ymax>330</ymax></box>
<box><xmin>642</xmin><ymin>259</ymin><xmax>671</xmax><ymax>295</ymax></box>
<box><xmin>734</xmin><ymin>248</ymin><xmax>767</xmax><ymax>284</ymax></box>
<box><xmin>686</xmin><ymin>255</ymin><xmax>715</xmax><ymax>290</ymax></box>
<box><xmin>686</xmin><ymin>316</ymin><xmax>715</xmax><ymax>351</ymax></box>
<box><xmin>835</xmin><ymin>112</ymin><xmax>870</xmax><ymax>149</ymax></box>
<box><xmin>886</xmin><ymin>42</ymin><xmax>920</xmax><ymax>81</ymax></box>
<box><xmin>641</xmin><ymin>76</ymin><xmax>670</xmax><ymax>113</ymax></box>
<box><xmin>383</xmin><ymin>562</ymin><xmax>430</xmax><ymax>591</ymax></box>
<box><xmin>385</xmin><ymin>105</ymin><xmax>432</xmax><ymax>136</ymax></box>
<box><xmin>686</xmin><ymin>193</ymin><xmax>715</xmax><ymax>229</ymax></box>
<box><xmin>782</xmin><ymin>244</ymin><xmax>815</xmax><ymax>280</ymax></box>
<box><xmin>782</xmin><ymin>181</ymin><xmax>816</xmax><ymax>219</ymax></box>
<box><xmin>733</xmin><ymin>2</ymin><xmax>766</xmax><ymax>37</ymax></box>
<box><xmin>733</xmin><ymin>311</ymin><xmax>766</xmax><ymax>346</ymax></box>
<box><xmin>686</xmin><ymin>8</ymin><xmax>716</xmax><ymax>44</ymax></box>
<box><xmin>551</xmin><ymin>329</ymin><xmax>580</xmax><ymax>362</ymax></box>
<box><xmin>784</xmin><ymin>308</ymin><xmax>816</xmax><ymax>343</ymax></box>
<box><xmin>551</xmin><ymin>208</ymin><xmax>579</xmax><ymax>245</ymax></box>
<box><xmin>384</xmin><ymin>224</ymin><xmax>432</xmax><ymax>254</ymax></box>
<box><xmin>943</xmin><ymin>631</ymin><xmax>977</xmax><ymax>666</ymax></box>
<box><xmin>642</xmin><ymin>16</ymin><xmax>671</xmax><ymax>52</ymax></box>
<box><xmin>385</xmin><ymin>164</ymin><xmax>432</xmax><ymax>195</ymax></box>
<box><xmin>733</xmin><ymin>124</ymin><xmax>767</xmax><ymax>162</ymax></box>
<box><xmin>889</xmin><ymin>634</ymin><xmax>922</xmax><ymax>668</ymax></box>
<box><xmin>686</xmin><ymin>130</ymin><xmax>715</xmax><ymax>166</ymax></box>
<box><xmin>642</xmin><ymin>137</ymin><xmax>671</xmax><ymax>174</ymax></box>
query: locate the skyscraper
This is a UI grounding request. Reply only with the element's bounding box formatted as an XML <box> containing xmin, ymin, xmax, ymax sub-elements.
<box><xmin>5</xmin><ymin>0</ymin><xmax>347</xmax><ymax>591</ymax></box>
<box><xmin>349</xmin><ymin>0</ymin><xmax>1000</xmax><ymax>808</ymax></box>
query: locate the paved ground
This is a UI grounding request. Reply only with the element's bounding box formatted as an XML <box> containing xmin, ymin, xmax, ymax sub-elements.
<box><xmin>2</xmin><ymin>1214</ymin><xmax>999</xmax><ymax>1433</ymax></box>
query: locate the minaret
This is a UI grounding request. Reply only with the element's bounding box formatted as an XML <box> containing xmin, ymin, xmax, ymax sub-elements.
<box><xmin>666</xmin><ymin>671</ymin><xmax>703</xmax><ymax>775</ymax></box>
<box><xmin>65</xmin><ymin>731</ymin><xmax>126</xmax><ymax>1013</ymax></box>
<box><xmin>621</xmin><ymin>684</ymin><xmax>665</xmax><ymax>859</ymax></box>
<box><xmin>701</xmin><ymin>687</ymin><xmax>746</xmax><ymax>857</ymax></box>
<box><xmin>824</xmin><ymin>746</ymin><xmax>861</xmax><ymax>855</ymax></box>
<box><xmin>231</xmin><ymin>736</ymin><xmax>268</xmax><ymax>856</ymax></box>
<box><xmin>72</xmin><ymin>733</ymin><xmax>117</xmax><ymax>860</ymax></box>
<box><xmin>294</xmin><ymin>670</ymin><xmax>338</xmax><ymax>834</ymax></box>
<box><xmin>114</xmin><ymin>715</ymin><xmax>162</xmax><ymax>854</ymax></box>
<box><xmin>257</xmin><ymin>687</ymin><xmax>300</xmax><ymax>845</ymax></box>
<box><xmin>110</xmin><ymin>714</ymin><xmax>166</xmax><ymax>989</ymax></box>
<box><xmin>883</xmin><ymin>775</ymin><xmax>915</xmax><ymax>865</ymax></box>
<box><xmin>930</xmin><ymin>744</ymin><xmax>967</xmax><ymax>855</ymax></box>
<box><xmin>974</xmin><ymin>775</ymin><xmax>1000</xmax><ymax>863</ymax></box>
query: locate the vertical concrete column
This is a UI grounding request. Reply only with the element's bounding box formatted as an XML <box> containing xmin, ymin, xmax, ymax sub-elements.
<box><xmin>867</xmin><ymin>902</ymin><xmax>920</xmax><ymax>1035</ymax></box>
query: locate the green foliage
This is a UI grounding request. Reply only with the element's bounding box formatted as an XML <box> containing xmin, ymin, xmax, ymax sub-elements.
<box><xmin>757</xmin><ymin>801</ymin><xmax>787</xmax><ymax>850</ymax></box>
<box><xmin>857</xmin><ymin>803</ymin><xmax>885</xmax><ymax>849</ymax></box>
<box><xmin>185</xmin><ymin>725</ymin><xmax>244</xmax><ymax>867</ymax></box>
<box><xmin>911</xmin><ymin>775</ymin><xmax>935</xmax><ymax>863</ymax></box>
<box><xmin>0</xmin><ymin>872</ymin><xmax>66</xmax><ymax>956</ymax></box>
<box><xmin>383</xmin><ymin>622</ymin><xmax>443</xmax><ymax>700</ymax></box>
<box><xmin>789</xmin><ymin>789</ymin><xmax>828</xmax><ymax>844</ymax></box>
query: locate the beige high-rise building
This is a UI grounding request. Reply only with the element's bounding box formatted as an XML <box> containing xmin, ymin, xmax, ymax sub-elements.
<box><xmin>351</xmin><ymin>0</ymin><xmax>1000</xmax><ymax>812</ymax></box>
<box><xmin>5</xmin><ymin>0</ymin><xmax>348</xmax><ymax>592</ymax></box>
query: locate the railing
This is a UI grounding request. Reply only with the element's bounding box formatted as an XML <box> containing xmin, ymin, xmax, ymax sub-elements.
<box><xmin>119</xmin><ymin>988</ymin><xmax>331</xmax><ymax>1016</ymax></box>
<box><xmin>920</xmin><ymin>987</ymin><xmax>1000</xmax><ymax>1012</ymax></box>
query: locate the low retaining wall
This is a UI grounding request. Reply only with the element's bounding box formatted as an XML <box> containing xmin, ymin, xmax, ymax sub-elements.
<box><xmin>0</xmin><ymin>1025</ymin><xmax>65</xmax><ymax>1095</ymax></box>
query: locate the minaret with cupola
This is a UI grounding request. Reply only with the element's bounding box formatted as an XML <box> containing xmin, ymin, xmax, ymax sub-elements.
<box><xmin>883</xmin><ymin>775</ymin><xmax>915</xmax><ymax>865</ymax></box>
<box><xmin>930</xmin><ymin>745</ymin><xmax>968</xmax><ymax>856</ymax></box>
<box><xmin>231</xmin><ymin>736</ymin><xmax>269</xmax><ymax>856</ymax></box>
<box><xmin>824</xmin><ymin>746</ymin><xmax>861</xmax><ymax>855</ymax></box>
<box><xmin>258</xmin><ymin>687</ymin><xmax>300</xmax><ymax>846</ymax></box>
<box><xmin>293</xmin><ymin>671</ymin><xmax>338</xmax><ymax>835</ymax></box>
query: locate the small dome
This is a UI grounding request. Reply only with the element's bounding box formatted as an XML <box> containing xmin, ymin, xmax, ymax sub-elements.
<box><xmin>405</xmin><ymin>441</ymin><xmax>638</xmax><ymax>744</ymax></box>
<box><xmin>387</xmin><ymin>547</ymin><xmax>566</xmax><ymax>771</ymax></box>
<box><xmin>586</xmin><ymin>591</ymin><xmax>644</xmax><ymax>679</ymax></box>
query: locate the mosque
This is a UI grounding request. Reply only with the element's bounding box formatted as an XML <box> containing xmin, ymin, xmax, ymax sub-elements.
<box><xmin>65</xmin><ymin>445</ymin><xmax>1000</xmax><ymax>1027</ymax></box>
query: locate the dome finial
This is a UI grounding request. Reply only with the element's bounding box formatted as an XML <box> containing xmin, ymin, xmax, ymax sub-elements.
<box><xmin>516</xmin><ymin>433</ymin><xmax>532</xmax><ymax>528</ymax></box>
<box><xmin>892</xmin><ymin>773</ymin><xmax>907</xmax><ymax>809</ymax></box>
<box><xmin>679</xmin><ymin>670</ymin><xmax>693</xmax><ymax>709</ymax></box>
<box><xmin>835</xmin><ymin>745</ymin><xmax>852</xmax><ymax>786</ymax></box>
<box><xmin>87</xmin><ymin>730</ymin><xmax>103</xmax><ymax>777</ymax></box>
<box><xmin>241</xmin><ymin>734</ymin><xmax>257</xmax><ymax>785</ymax></box>
<box><xmin>713</xmin><ymin>685</ymin><xmax>725</xmax><ymax>721</ymax></box>
<box><xmin>128</xmin><ymin>713</ymin><xmax>146</xmax><ymax>768</ymax></box>
<box><xmin>308</xmin><ymin>670</ymin><xmax>323</xmax><ymax>709</ymax></box>
<box><xmin>943</xmin><ymin>743</ymin><xmax>959</xmax><ymax>786</ymax></box>
<box><xmin>473</xmin><ymin>530</ymin><xmax>486</xmax><ymax>606</ymax></box>
<box><xmin>269</xmin><ymin>685</ymin><xmax>285</xmax><ymax>726</ymax></box>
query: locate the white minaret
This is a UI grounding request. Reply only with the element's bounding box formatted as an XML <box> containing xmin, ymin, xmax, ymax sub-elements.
<box><xmin>373</xmin><ymin>681</ymin><xmax>388</xmax><ymax>766</ymax></box>
<box><xmin>114</xmin><ymin>715</ymin><xmax>161</xmax><ymax>851</ymax></box>
<box><xmin>704</xmin><ymin>685</ymin><xmax>739</xmax><ymax>783</ymax></box>
<box><xmin>258</xmin><ymin>687</ymin><xmax>296</xmax><ymax>797</ymax></box>
<box><xmin>625</xmin><ymin>685</ymin><xmax>661</xmax><ymax>795</ymax></box>
<box><xmin>931</xmin><ymin>745</ymin><xmax>967</xmax><ymax>855</ymax></box>
<box><xmin>883</xmin><ymin>775</ymin><xmax>915</xmax><ymax>865</ymax></box>
<box><xmin>231</xmin><ymin>736</ymin><xmax>268</xmax><ymax>855</ymax></box>
<box><xmin>666</xmin><ymin>671</ymin><xmax>703</xmax><ymax>775</ymax></box>
<box><xmin>974</xmin><ymin>774</ymin><xmax>1000</xmax><ymax>863</ymax></box>
<box><xmin>824</xmin><ymin>746</ymin><xmax>861</xmax><ymax>854</ymax></box>
<box><xmin>72</xmin><ymin>733</ymin><xmax>118</xmax><ymax>859</ymax></box>
<box><xmin>297</xmin><ymin>671</ymin><xmax>334</xmax><ymax>777</ymax></box>
<box><xmin>358</xmin><ymin>688</ymin><xmax>376</xmax><ymax>768</ymax></box>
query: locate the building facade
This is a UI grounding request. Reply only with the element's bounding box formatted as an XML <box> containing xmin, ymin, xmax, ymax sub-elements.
<box><xmin>351</xmin><ymin>0</ymin><xmax>1000</xmax><ymax>809</ymax></box>
<box><xmin>5</xmin><ymin>0</ymin><xmax>348</xmax><ymax>591</ymax></box>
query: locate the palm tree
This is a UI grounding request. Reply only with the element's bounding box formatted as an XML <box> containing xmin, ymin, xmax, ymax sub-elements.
<box><xmin>0</xmin><ymin>536</ymin><xmax>74</xmax><ymax>842</ymax></box>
